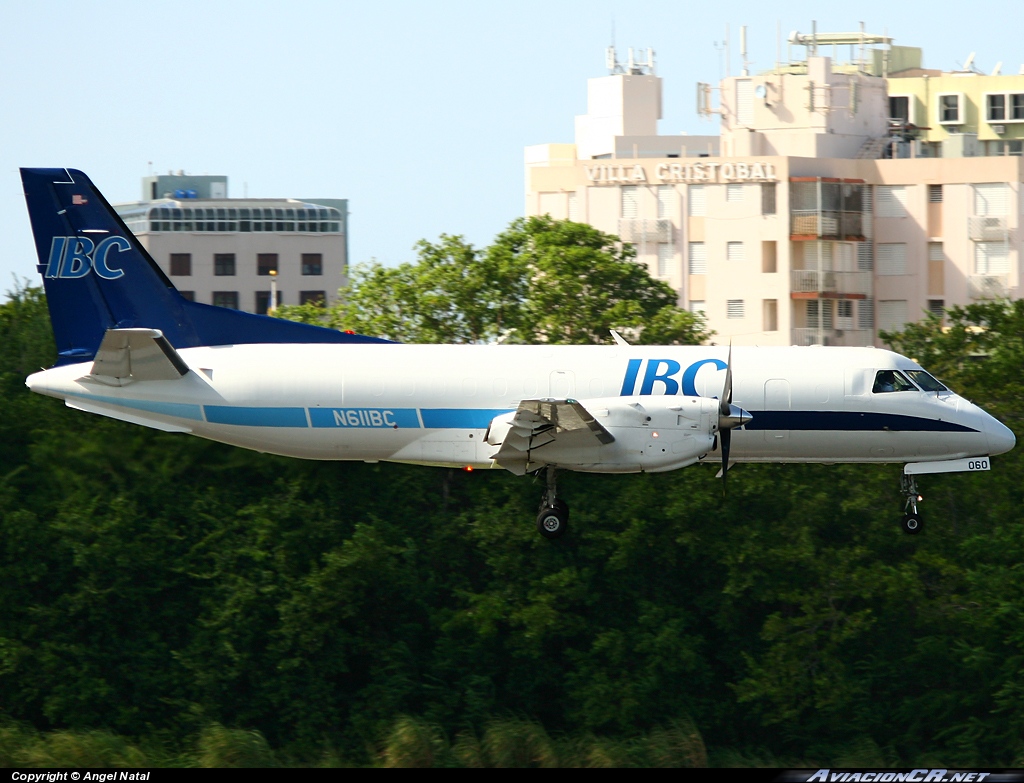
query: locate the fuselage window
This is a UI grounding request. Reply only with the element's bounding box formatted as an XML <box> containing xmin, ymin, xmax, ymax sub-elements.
<box><xmin>905</xmin><ymin>370</ymin><xmax>947</xmax><ymax>392</ymax></box>
<box><xmin>872</xmin><ymin>370</ymin><xmax>916</xmax><ymax>393</ymax></box>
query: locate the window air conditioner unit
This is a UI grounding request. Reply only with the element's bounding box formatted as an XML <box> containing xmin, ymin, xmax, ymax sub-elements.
<box><xmin>992</xmin><ymin>124</ymin><xmax>1006</xmax><ymax>134</ymax></box>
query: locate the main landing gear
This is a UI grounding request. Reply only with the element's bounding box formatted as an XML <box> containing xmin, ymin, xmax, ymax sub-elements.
<box><xmin>900</xmin><ymin>473</ymin><xmax>923</xmax><ymax>535</ymax></box>
<box><xmin>536</xmin><ymin>466</ymin><xmax>569</xmax><ymax>539</ymax></box>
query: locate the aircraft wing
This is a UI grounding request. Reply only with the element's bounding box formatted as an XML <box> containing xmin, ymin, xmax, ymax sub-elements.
<box><xmin>492</xmin><ymin>398</ymin><xmax>614</xmax><ymax>473</ymax></box>
<box><xmin>88</xmin><ymin>328</ymin><xmax>190</xmax><ymax>385</ymax></box>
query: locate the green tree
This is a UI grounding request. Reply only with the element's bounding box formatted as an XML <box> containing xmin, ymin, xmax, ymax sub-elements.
<box><xmin>277</xmin><ymin>216</ymin><xmax>709</xmax><ymax>346</ymax></box>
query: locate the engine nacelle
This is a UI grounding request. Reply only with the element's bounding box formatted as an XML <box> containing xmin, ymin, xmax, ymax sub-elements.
<box><xmin>487</xmin><ymin>395</ymin><xmax>721</xmax><ymax>474</ymax></box>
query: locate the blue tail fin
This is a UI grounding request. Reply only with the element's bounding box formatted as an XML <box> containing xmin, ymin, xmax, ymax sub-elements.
<box><xmin>21</xmin><ymin>168</ymin><xmax>389</xmax><ymax>365</ymax></box>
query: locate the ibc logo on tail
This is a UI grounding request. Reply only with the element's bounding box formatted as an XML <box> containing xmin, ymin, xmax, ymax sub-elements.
<box><xmin>46</xmin><ymin>236</ymin><xmax>130</xmax><ymax>280</ymax></box>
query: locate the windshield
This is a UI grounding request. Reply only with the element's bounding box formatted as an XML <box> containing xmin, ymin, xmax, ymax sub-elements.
<box><xmin>905</xmin><ymin>370</ymin><xmax>947</xmax><ymax>392</ymax></box>
<box><xmin>872</xmin><ymin>370</ymin><xmax>916</xmax><ymax>393</ymax></box>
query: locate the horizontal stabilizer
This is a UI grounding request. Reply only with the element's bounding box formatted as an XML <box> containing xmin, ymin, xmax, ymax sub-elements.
<box><xmin>90</xmin><ymin>328</ymin><xmax>189</xmax><ymax>384</ymax></box>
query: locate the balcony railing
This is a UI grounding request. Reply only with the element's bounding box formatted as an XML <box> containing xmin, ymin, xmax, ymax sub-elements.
<box><xmin>792</xmin><ymin>327</ymin><xmax>874</xmax><ymax>347</ymax></box>
<box><xmin>968</xmin><ymin>274</ymin><xmax>1010</xmax><ymax>299</ymax></box>
<box><xmin>618</xmin><ymin>218</ymin><xmax>672</xmax><ymax>244</ymax></box>
<box><xmin>790</xmin><ymin>210</ymin><xmax>864</xmax><ymax>240</ymax></box>
<box><xmin>790</xmin><ymin>270</ymin><xmax>872</xmax><ymax>296</ymax></box>
<box><xmin>968</xmin><ymin>216</ymin><xmax>1009</xmax><ymax>241</ymax></box>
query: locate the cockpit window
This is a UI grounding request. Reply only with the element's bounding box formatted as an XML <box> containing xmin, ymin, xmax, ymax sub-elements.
<box><xmin>906</xmin><ymin>370</ymin><xmax>947</xmax><ymax>392</ymax></box>
<box><xmin>872</xmin><ymin>370</ymin><xmax>916</xmax><ymax>393</ymax></box>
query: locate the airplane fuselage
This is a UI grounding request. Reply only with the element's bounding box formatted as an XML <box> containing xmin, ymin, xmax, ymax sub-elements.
<box><xmin>27</xmin><ymin>343</ymin><xmax>1013</xmax><ymax>471</ymax></box>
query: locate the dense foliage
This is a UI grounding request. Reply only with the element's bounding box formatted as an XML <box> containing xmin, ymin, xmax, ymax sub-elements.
<box><xmin>1</xmin><ymin>284</ymin><xmax>1023</xmax><ymax>766</ymax></box>
<box><xmin>276</xmin><ymin>216</ymin><xmax>710</xmax><ymax>346</ymax></box>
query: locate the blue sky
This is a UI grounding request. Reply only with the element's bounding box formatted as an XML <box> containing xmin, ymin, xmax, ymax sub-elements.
<box><xmin>2</xmin><ymin>1</ymin><xmax>1022</xmax><ymax>292</ymax></box>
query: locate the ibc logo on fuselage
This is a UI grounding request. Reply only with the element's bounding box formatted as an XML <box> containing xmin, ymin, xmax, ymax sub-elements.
<box><xmin>46</xmin><ymin>236</ymin><xmax>130</xmax><ymax>280</ymax></box>
<box><xmin>620</xmin><ymin>357</ymin><xmax>728</xmax><ymax>396</ymax></box>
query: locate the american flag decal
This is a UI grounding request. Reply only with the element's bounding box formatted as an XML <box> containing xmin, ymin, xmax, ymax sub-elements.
<box><xmin>72</xmin><ymin>194</ymin><xmax>88</xmax><ymax>205</ymax></box>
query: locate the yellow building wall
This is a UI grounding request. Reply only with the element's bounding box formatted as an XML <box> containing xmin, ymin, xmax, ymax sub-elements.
<box><xmin>888</xmin><ymin>73</ymin><xmax>1024</xmax><ymax>143</ymax></box>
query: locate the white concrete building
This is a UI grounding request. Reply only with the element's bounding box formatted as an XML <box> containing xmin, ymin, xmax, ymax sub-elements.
<box><xmin>115</xmin><ymin>173</ymin><xmax>348</xmax><ymax>314</ymax></box>
<box><xmin>526</xmin><ymin>38</ymin><xmax>1024</xmax><ymax>346</ymax></box>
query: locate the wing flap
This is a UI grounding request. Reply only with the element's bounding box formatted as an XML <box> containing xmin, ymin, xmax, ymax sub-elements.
<box><xmin>492</xmin><ymin>398</ymin><xmax>614</xmax><ymax>472</ymax></box>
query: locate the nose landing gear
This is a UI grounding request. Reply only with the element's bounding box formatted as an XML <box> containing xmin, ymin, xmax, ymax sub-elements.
<box><xmin>536</xmin><ymin>466</ymin><xmax>569</xmax><ymax>539</ymax></box>
<box><xmin>900</xmin><ymin>473</ymin><xmax>923</xmax><ymax>534</ymax></box>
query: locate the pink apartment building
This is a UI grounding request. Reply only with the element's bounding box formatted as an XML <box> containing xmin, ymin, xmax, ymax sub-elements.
<box><xmin>525</xmin><ymin>38</ymin><xmax>1023</xmax><ymax>346</ymax></box>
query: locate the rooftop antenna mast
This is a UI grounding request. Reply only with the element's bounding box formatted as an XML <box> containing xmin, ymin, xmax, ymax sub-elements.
<box><xmin>741</xmin><ymin>25</ymin><xmax>750</xmax><ymax>76</ymax></box>
<box><xmin>725</xmin><ymin>23</ymin><xmax>731</xmax><ymax>77</ymax></box>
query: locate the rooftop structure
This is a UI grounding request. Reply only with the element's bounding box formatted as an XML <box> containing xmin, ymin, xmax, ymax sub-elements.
<box><xmin>115</xmin><ymin>174</ymin><xmax>349</xmax><ymax>314</ymax></box>
<box><xmin>526</xmin><ymin>33</ymin><xmax>1024</xmax><ymax>347</ymax></box>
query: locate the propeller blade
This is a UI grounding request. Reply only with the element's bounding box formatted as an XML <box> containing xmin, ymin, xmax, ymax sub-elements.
<box><xmin>720</xmin><ymin>342</ymin><xmax>733</xmax><ymax>417</ymax></box>
<box><xmin>720</xmin><ymin>343</ymin><xmax>734</xmax><ymax>497</ymax></box>
<box><xmin>721</xmin><ymin>429</ymin><xmax>731</xmax><ymax>496</ymax></box>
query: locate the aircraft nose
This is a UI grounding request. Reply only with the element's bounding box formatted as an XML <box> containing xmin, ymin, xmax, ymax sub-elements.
<box><xmin>985</xmin><ymin>416</ymin><xmax>1016</xmax><ymax>456</ymax></box>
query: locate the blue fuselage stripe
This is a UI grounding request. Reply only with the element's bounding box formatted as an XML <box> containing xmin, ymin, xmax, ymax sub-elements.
<box><xmin>66</xmin><ymin>391</ymin><xmax>204</xmax><ymax>421</ymax></box>
<box><xmin>420</xmin><ymin>408</ymin><xmax>512</xmax><ymax>429</ymax></box>
<box><xmin>62</xmin><ymin>396</ymin><xmax>979</xmax><ymax>434</ymax></box>
<box><xmin>203</xmin><ymin>406</ymin><xmax>309</xmax><ymax>427</ymax></box>
<box><xmin>743</xmin><ymin>410</ymin><xmax>977</xmax><ymax>433</ymax></box>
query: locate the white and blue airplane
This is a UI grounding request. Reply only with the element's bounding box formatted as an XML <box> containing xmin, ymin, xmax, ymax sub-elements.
<box><xmin>20</xmin><ymin>168</ymin><xmax>1015</xmax><ymax>537</ymax></box>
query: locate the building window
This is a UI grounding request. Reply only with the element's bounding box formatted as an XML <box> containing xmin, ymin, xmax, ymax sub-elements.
<box><xmin>301</xmin><ymin>253</ymin><xmax>323</xmax><ymax>276</ymax></box>
<box><xmin>859</xmin><ymin>299</ymin><xmax>874</xmax><ymax>329</ymax></box>
<box><xmin>988</xmin><ymin>94</ymin><xmax>1006</xmax><ymax>122</ymax></box>
<box><xmin>878</xmin><ymin>300</ymin><xmax>909</xmax><ymax>333</ymax></box>
<box><xmin>688</xmin><ymin>242</ymin><xmax>706</xmax><ymax>275</ymax></box>
<box><xmin>938</xmin><ymin>94</ymin><xmax>962</xmax><ymax>124</ymax></box>
<box><xmin>763</xmin><ymin>299</ymin><xmax>778</xmax><ymax>332</ymax></box>
<box><xmin>178</xmin><ymin>291</ymin><xmax>195</xmax><ymax>302</ymax></box>
<box><xmin>975</xmin><ymin>242</ymin><xmax>1010</xmax><ymax>275</ymax></box>
<box><xmin>690</xmin><ymin>300</ymin><xmax>706</xmax><ymax>314</ymax></box>
<box><xmin>928</xmin><ymin>185</ymin><xmax>943</xmax><ymax>203</ymax></box>
<box><xmin>657</xmin><ymin>186</ymin><xmax>674</xmax><ymax>219</ymax></box>
<box><xmin>877</xmin><ymin>243</ymin><xmax>907</xmax><ymax>275</ymax></box>
<box><xmin>857</xmin><ymin>242</ymin><xmax>874</xmax><ymax>271</ymax></box>
<box><xmin>974</xmin><ymin>183</ymin><xmax>1009</xmax><ymax>215</ymax></box>
<box><xmin>568</xmin><ymin>192</ymin><xmax>579</xmax><ymax>222</ymax></box>
<box><xmin>927</xmin><ymin>299</ymin><xmax>945</xmax><ymax>320</ymax></box>
<box><xmin>928</xmin><ymin>242</ymin><xmax>944</xmax><ymax>262</ymax></box>
<box><xmin>212</xmin><ymin>291</ymin><xmax>239</xmax><ymax>310</ymax></box>
<box><xmin>214</xmin><ymin>253</ymin><xmax>236</xmax><ymax>276</ymax></box>
<box><xmin>656</xmin><ymin>244</ymin><xmax>673</xmax><ymax>278</ymax></box>
<box><xmin>836</xmin><ymin>299</ymin><xmax>854</xmax><ymax>330</ymax></box>
<box><xmin>761</xmin><ymin>241</ymin><xmax>777</xmax><ymax>273</ymax></box>
<box><xmin>257</xmin><ymin>253</ymin><xmax>279</xmax><ymax>275</ymax></box>
<box><xmin>621</xmin><ymin>186</ymin><xmax>638</xmax><ymax>219</ymax></box>
<box><xmin>761</xmin><ymin>183</ymin><xmax>776</xmax><ymax>215</ymax></box>
<box><xmin>726</xmin><ymin>241</ymin><xmax>745</xmax><ymax>262</ymax></box>
<box><xmin>876</xmin><ymin>186</ymin><xmax>908</xmax><ymax>218</ymax></box>
<box><xmin>300</xmin><ymin>291</ymin><xmax>327</xmax><ymax>305</ymax></box>
<box><xmin>255</xmin><ymin>291</ymin><xmax>283</xmax><ymax>313</ymax></box>
<box><xmin>256</xmin><ymin>290</ymin><xmax>284</xmax><ymax>311</ymax></box>
<box><xmin>807</xmin><ymin>300</ymin><xmax>833</xmax><ymax>329</ymax></box>
<box><xmin>726</xmin><ymin>183</ymin><xmax>744</xmax><ymax>202</ymax></box>
<box><xmin>986</xmin><ymin>93</ymin><xmax>1024</xmax><ymax>122</ymax></box>
<box><xmin>890</xmin><ymin>95</ymin><xmax>911</xmax><ymax>123</ymax></box>
<box><xmin>727</xmin><ymin>300</ymin><xmax>745</xmax><ymax>319</ymax></box>
<box><xmin>170</xmin><ymin>253</ymin><xmax>191</xmax><ymax>276</ymax></box>
<box><xmin>688</xmin><ymin>185</ymin><xmax>706</xmax><ymax>216</ymax></box>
